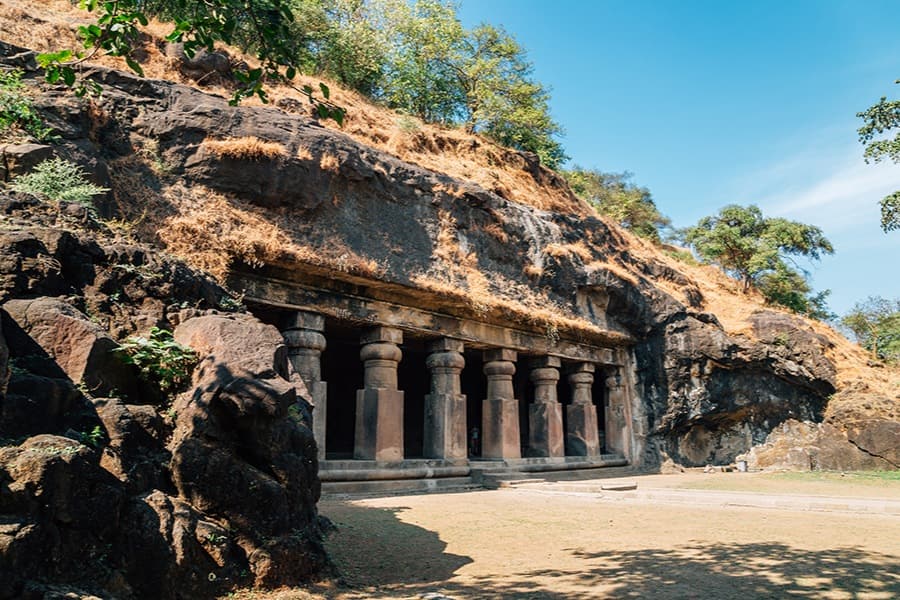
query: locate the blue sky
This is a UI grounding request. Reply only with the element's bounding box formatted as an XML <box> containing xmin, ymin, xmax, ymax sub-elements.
<box><xmin>458</xmin><ymin>0</ymin><xmax>900</xmax><ymax>316</ymax></box>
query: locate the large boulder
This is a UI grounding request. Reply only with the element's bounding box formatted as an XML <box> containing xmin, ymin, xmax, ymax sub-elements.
<box><xmin>740</xmin><ymin>418</ymin><xmax>898</xmax><ymax>471</ymax></box>
<box><xmin>170</xmin><ymin>314</ymin><xmax>325</xmax><ymax>587</ymax></box>
<box><xmin>0</xmin><ymin>435</ymin><xmax>125</xmax><ymax>598</ymax></box>
<box><xmin>2</xmin><ymin>297</ymin><xmax>138</xmax><ymax>399</ymax></box>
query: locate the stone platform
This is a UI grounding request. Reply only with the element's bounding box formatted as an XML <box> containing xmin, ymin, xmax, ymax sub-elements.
<box><xmin>320</xmin><ymin>455</ymin><xmax>629</xmax><ymax>497</ymax></box>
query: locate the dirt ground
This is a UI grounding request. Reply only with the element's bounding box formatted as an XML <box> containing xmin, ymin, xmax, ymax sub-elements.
<box><xmin>228</xmin><ymin>471</ymin><xmax>900</xmax><ymax>600</ymax></box>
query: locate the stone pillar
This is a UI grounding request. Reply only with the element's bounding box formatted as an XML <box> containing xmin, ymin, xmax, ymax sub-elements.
<box><xmin>605</xmin><ymin>368</ymin><xmax>626</xmax><ymax>456</ymax></box>
<box><xmin>354</xmin><ymin>326</ymin><xmax>404</xmax><ymax>462</ymax></box>
<box><xmin>423</xmin><ymin>338</ymin><xmax>467</xmax><ymax>461</ymax></box>
<box><xmin>283</xmin><ymin>311</ymin><xmax>328</xmax><ymax>460</ymax></box>
<box><xmin>566</xmin><ymin>362</ymin><xmax>600</xmax><ymax>457</ymax></box>
<box><xmin>481</xmin><ymin>349</ymin><xmax>520</xmax><ymax>459</ymax></box>
<box><xmin>527</xmin><ymin>356</ymin><xmax>564</xmax><ymax>458</ymax></box>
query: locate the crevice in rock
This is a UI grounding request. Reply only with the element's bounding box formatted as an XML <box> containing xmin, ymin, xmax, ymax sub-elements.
<box><xmin>846</xmin><ymin>437</ymin><xmax>900</xmax><ymax>469</ymax></box>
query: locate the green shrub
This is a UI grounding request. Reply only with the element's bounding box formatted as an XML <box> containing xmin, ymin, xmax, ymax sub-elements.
<box><xmin>116</xmin><ymin>327</ymin><xmax>198</xmax><ymax>394</ymax></box>
<box><xmin>0</xmin><ymin>69</ymin><xmax>54</xmax><ymax>141</ymax></box>
<box><xmin>11</xmin><ymin>158</ymin><xmax>108</xmax><ymax>210</ymax></box>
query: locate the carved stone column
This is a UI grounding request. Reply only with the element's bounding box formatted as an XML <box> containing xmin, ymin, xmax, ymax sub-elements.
<box><xmin>565</xmin><ymin>362</ymin><xmax>600</xmax><ymax>457</ymax></box>
<box><xmin>527</xmin><ymin>356</ymin><xmax>564</xmax><ymax>458</ymax></box>
<box><xmin>283</xmin><ymin>311</ymin><xmax>328</xmax><ymax>460</ymax></box>
<box><xmin>423</xmin><ymin>338</ymin><xmax>467</xmax><ymax>460</ymax></box>
<box><xmin>354</xmin><ymin>326</ymin><xmax>404</xmax><ymax>461</ymax></box>
<box><xmin>482</xmin><ymin>348</ymin><xmax>520</xmax><ymax>459</ymax></box>
<box><xmin>605</xmin><ymin>368</ymin><xmax>626</xmax><ymax>456</ymax></box>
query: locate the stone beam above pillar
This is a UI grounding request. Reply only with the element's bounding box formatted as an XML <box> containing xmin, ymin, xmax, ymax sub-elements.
<box><xmin>424</xmin><ymin>338</ymin><xmax>467</xmax><ymax>461</ymax></box>
<box><xmin>527</xmin><ymin>356</ymin><xmax>563</xmax><ymax>458</ymax></box>
<box><xmin>482</xmin><ymin>348</ymin><xmax>520</xmax><ymax>460</ymax></box>
<box><xmin>354</xmin><ymin>326</ymin><xmax>404</xmax><ymax>462</ymax></box>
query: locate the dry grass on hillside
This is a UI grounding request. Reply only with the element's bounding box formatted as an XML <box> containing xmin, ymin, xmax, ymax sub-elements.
<box><xmin>202</xmin><ymin>137</ymin><xmax>288</xmax><ymax>160</ymax></box>
<box><xmin>0</xmin><ymin>0</ymin><xmax>587</xmax><ymax>216</ymax></box>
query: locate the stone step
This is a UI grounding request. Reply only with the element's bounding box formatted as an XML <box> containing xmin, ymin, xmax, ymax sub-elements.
<box><xmin>321</xmin><ymin>476</ymin><xmax>481</xmax><ymax>498</ymax></box>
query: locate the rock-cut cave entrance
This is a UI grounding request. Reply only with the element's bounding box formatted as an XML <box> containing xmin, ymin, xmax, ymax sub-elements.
<box><xmin>321</xmin><ymin>321</ymin><xmax>363</xmax><ymax>459</ymax></box>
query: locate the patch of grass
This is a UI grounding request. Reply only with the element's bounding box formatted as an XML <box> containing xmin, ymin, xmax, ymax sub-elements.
<box><xmin>771</xmin><ymin>470</ymin><xmax>900</xmax><ymax>483</ymax></box>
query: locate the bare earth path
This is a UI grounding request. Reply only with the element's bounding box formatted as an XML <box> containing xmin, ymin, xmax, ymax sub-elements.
<box><xmin>312</xmin><ymin>472</ymin><xmax>900</xmax><ymax>600</ymax></box>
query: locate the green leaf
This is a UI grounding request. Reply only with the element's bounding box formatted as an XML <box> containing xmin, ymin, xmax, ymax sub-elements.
<box><xmin>125</xmin><ymin>57</ymin><xmax>144</xmax><ymax>76</ymax></box>
<box><xmin>62</xmin><ymin>67</ymin><xmax>76</xmax><ymax>87</ymax></box>
<box><xmin>319</xmin><ymin>82</ymin><xmax>330</xmax><ymax>99</ymax></box>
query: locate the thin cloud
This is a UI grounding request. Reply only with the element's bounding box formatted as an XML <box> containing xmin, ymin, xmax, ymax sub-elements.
<box><xmin>755</xmin><ymin>150</ymin><xmax>899</xmax><ymax>231</ymax></box>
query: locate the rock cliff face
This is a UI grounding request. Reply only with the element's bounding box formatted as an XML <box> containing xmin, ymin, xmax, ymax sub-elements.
<box><xmin>28</xmin><ymin>63</ymin><xmax>852</xmax><ymax>469</ymax></box>
<box><xmin>0</xmin><ymin>41</ymin><xmax>897</xmax><ymax>597</ymax></box>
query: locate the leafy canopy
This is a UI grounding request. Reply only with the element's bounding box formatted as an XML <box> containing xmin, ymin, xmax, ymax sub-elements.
<box><xmin>564</xmin><ymin>169</ymin><xmax>671</xmax><ymax>242</ymax></box>
<box><xmin>857</xmin><ymin>78</ymin><xmax>900</xmax><ymax>232</ymax></box>
<box><xmin>375</xmin><ymin>0</ymin><xmax>566</xmax><ymax>167</ymax></box>
<box><xmin>682</xmin><ymin>204</ymin><xmax>834</xmax><ymax>318</ymax></box>
<box><xmin>841</xmin><ymin>296</ymin><xmax>900</xmax><ymax>362</ymax></box>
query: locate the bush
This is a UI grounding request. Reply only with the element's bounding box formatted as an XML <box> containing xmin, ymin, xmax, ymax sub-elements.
<box><xmin>0</xmin><ymin>69</ymin><xmax>54</xmax><ymax>141</ymax></box>
<box><xmin>116</xmin><ymin>327</ymin><xmax>198</xmax><ymax>394</ymax></box>
<box><xmin>11</xmin><ymin>158</ymin><xmax>108</xmax><ymax>209</ymax></box>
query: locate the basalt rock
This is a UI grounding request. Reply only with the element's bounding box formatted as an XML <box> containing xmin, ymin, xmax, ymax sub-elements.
<box><xmin>170</xmin><ymin>314</ymin><xmax>324</xmax><ymax>588</ymax></box>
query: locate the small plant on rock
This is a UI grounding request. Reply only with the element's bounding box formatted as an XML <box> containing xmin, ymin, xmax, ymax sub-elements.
<box><xmin>11</xmin><ymin>157</ymin><xmax>108</xmax><ymax>211</ymax></box>
<box><xmin>0</xmin><ymin>69</ymin><xmax>54</xmax><ymax>142</ymax></box>
<box><xmin>116</xmin><ymin>327</ymin><xmax>197</xmax><ymax>394</ymax></box>
<box><xmin>78</xmin><ymin>425</ymin><xmax>105</xmax><ymax>448</ymax></box>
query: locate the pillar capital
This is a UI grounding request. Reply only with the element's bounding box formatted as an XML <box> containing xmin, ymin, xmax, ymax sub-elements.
<box><xmin>283</xmin><ymin>329</ymin><xmax>326</xmax><ymax>352</ymax></box>
<box><xmin>361</xmin><ymin>326</ymin><xmax>403</xmax><ymax>345</ymax></box>
<box><xmin>568</xmin><ymin>361</ymin><xmax>596</xmax><ymax>375</ymax></box>
<box><xmin>427</xmin><ymin>337</ymin><xmax>464</xmax><ymax>354</ymax></box>
<box><xmin>528</xmin><ymin>355</ymin><xmax>561</xmax><ymax>370</ymax></box>
<box><xmin>282</xmin><ymin>310</ymin><xmax>325</xmax><ymax>332</ymax></box>
<box><xmin>484</xmin><ymin>348</ymin><xmax>516</xmax><ymax>363</ymax></box>
<box><xmin>529</xmin><ymin>367</ymin><xmax>560</xmax><ymax>385</ymax></box>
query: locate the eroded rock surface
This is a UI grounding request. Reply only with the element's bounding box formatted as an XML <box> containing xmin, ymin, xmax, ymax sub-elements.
<box><xmin>0</xmin><ymin>195</ymin><xmax>327</xmax><ymax>597</ymax></box>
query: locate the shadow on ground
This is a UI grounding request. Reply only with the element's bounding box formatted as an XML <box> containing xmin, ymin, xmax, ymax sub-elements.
<box><xmin>321</xmin><ymin>500</ymin><xmax>900</xmax><ymax>600</ymax></box>
<box><xmin>321</xmin><ymin>501</ymin><xmax>473</xmax><ymax>590</ymax></box>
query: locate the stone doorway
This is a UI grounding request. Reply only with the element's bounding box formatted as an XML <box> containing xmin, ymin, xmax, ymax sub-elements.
<box><xmin>461</xmin><ymin>350</ymin><xmax>485</xmax><ymax>458</ymax></box>
<box><xmin>398</xmin><ymin>338</ymin><xmax>429</xmax><ymax>459</ymax></box>
<box><xmin>322</xmin><ymin>322</ymin><xmax>363</xmax><ymax>459</ymax></box>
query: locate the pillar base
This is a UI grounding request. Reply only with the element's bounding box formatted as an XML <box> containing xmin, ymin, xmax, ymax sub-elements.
<box><xmin>354</xmin><ymin>388</ymin><xmax>404</xmax><ymax>461</ymax></box>
<box><xmin>423</xmin><ymin>392</ymin><xmax>467</xmax><ymax>460</ymax></box>
<box><xmin>566</xmin><ymin>403</ymin><xmax>600</xmax><ymax>457</ymax></box>
<box><xmin>482</xmin><ymin>398</ymin><xmax>521</xmax><ymax>459</ymax></box>
<box><xmin>528</xmin><ymin>402</ymin><xmax>564</xmax><ymax>458</ymax></box>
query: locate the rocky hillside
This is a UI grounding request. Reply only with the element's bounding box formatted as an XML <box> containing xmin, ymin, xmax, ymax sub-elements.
<box><xmin>0</xmin><ymin>5</ymin><xmax>898</xmax><ymax>598</ymax></box>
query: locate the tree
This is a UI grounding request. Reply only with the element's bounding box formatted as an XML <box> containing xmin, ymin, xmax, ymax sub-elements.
<box><xmin>378</xmin><ymin>0</ymin><xmax>566</xmax><ymax>167</ymax></box>
<box><xmin>841</xmin><ymin>296</ymin><xmax>900</xmax><ymax>362</ymax></box>
<box><xmin>380</xmin><ymin>0</ymin><xmax>467</xmax><ymax>124</ymax></box>
<box><xmin>456</xmin><ymin>24</ymin><xmax>566</xmax><ymax>169</ymax></box>
<box><xmin>682</xmin><ymin>205</ymin><xmax>834</xmax><ymax>317</ymax></box>
<box><xmin>857</xmin><ymin>78</ymin><xmax>900</xmax><ymax>232</ymax></box>
<box><xmin>38</xmin><ymin>0</ymin><xmax>344</xmax><ymax>121</ymax></box>
<box><xmin>288</xmin><ymin>0</ymin><xmax>390</xmax><ymax>96</ymax></box>
<box><xmin>564</xmin><ymin>169</ymin><xmax>671</xmax><ymax>241</ymax></box>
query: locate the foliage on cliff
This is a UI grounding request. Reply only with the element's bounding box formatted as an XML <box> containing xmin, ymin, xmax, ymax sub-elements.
<box><xmin>857</xmin><ymin>77</ymin><xmax>900</xmax><ymax>232</ymax></box>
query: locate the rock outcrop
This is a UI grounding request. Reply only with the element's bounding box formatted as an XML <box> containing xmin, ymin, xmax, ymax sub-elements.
<box><xmin>0</xmin><ymin>194</ymin><xmax>327</xmax><ymax>597</ymax></box>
